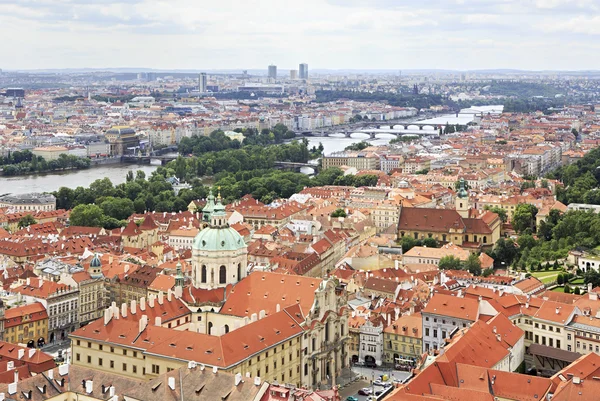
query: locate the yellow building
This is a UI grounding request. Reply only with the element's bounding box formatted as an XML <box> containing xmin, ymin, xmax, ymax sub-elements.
<box><xmin>383</xmin><ymin>313</ymin><xmax>423</xmax><ymax>367</ymax></box>
<box><xmin>70</xmin><ymin>304</ymin><xmax>303</xmax><ymax>386</ymax></box>
<box><xmin>4</xmin><ymin>302</ymin><xmax>49</xmax><ymax>347</ymax></box>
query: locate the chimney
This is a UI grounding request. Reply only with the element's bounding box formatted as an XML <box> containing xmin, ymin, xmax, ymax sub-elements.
<box><xmin>13</xmin><ymin>370</ymin><xmax>18</xmax><ymax>384</ymax></box>
<box><xmin>131</xmin><ymin>300</ymin><xmax>137</xmax><ymax>315</ymax></box>
<box><xmin>167</xmin><ymin>289</ymin><xmax>172</xmax><ymax>302</ymax></box>
<box><xmin>212</xmin><ymin>366</ymin><xmax>218</xmax><ymax>374</ymax></box>
<box><xmin>259</xmin><ymin>310</ymin><xmax>266</xmax><ymax>319</ymax></box>
<box><xmin>139</xmin><ymin>315</ymin><xmax>148</xmax><ymax>333</ymax></box>
<box><xmin>234</xmin><ymin>373</ymin><xmax>243</xmax><ymax>386</ymax></box>
<box><xmin>168</xmin><ymin>376</ymin><xmax>175</xmax><ymax>390</ymax></box>
<box><xmin>155</xmin><ymin>317</ymin><xmax>162</xmax><ymax>327</ymax></box>
<box><xmin>28</xmin><ymin>349</ymin><xmax>35</xmax><ymax>358</ymax></box>
<box><xmin>158</xmin><ymin>291</ymin><xmax>164</xmax><ymax>305</ymax></box>
<box><xmin>109</xmin><ymin>387</ymin><xmax>115</xmax><ymax>397</ymax></box>
<box><xmin>85</xmin><ymin>380</ymin><xmax>93</xmax><ymax>394</ymax></box>
<box><xmin>18</xmin><ymin>349</ymin><xmax>24</xmax><ymax>360</ymax></box>
<box><xmin>6</xmin><ymin>362</ymin><xmax>14</xmax><ymax>371</ymax></box>
<box><xmin>174</xmin><ymin>286</ymin><xmax>182</xmax><ymax>298</ymax></box>
<box><xmin>148</xmin><ymin>295</ymin><xmax>155</xmax><ymax>308</ymax></box>
<box><xmin>121</xmin><ymin>303</ymin><xmax>128</xmax><ymax>318</ymax></box>
<box><xmin>8</xmin><ymin>383</ymin><xmax>16</xmax><ymax>396</ymax></box>
<box><xmin>140</xmin><ymin>297</ymin><xmax>146</xmax><ymax>311</ymax></box>
<box><xmin>254</xmin><ymin>377</ymin><xmax>261</xmax><ymax>386</ymax></box>
<box><xmin>276</xmin><ymin>304</ymin><xmax>281</xmax><ymax>313</ymax></box>
<box><xmin>48</xmin><ymin>370</ymin><xmax>53</xmax><ymax>380</ymax></box>
<box><xmin>556</xmin><ymin>307</ymin><xmax>560</xmax><ymax>315</ymax></box>
<box><xmin>59</xmin><ymin>364</ymin><xmax>69</xmax><ymax>376</ymax></box>
<box><xmin>251</xmin><ymin>313</ymin><xmax>258</xmax><ymax>322</ymax></box>
<box><xmin>112</xmin><ymin>304</ymin><xmax>119</xmax><ymax>320</ymax></box>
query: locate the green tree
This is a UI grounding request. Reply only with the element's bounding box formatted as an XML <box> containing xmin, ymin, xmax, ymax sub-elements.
<box><xmin>438</xmin><ymin>255</ymin><xmax>462</xmax><ymax>270</ymax></box>
<box><xmin>99</xmin><ymin>197</ymin><xmax>135</xmax><ymax>221</ymax></box>
<box><xmin>17</xmin><ymin>214</ymin><xmax>37</xmax><ymax>228</ymax></box>
<box><xmin>574</xmin><ymin>286</ymin><xmax>581</xmax><ymax>295</ymax></box>
<box><xmin>482</xmin><ymin>268</ymin><xmax>494</xmax><ymax>277</ymax></box>
<box><xmin>512</xmin><ymin>203</ymin><xmax>538</xmax><ymax>233</ymax></box>
<box><xmin>463</xmin><ymin>253</ymin><xmax>482</xmax><ymax>276</ymax></box>
<box><xmin>557</xmin><ymin>274</ymin><xmax>564</xmax><ymax>285</ymax></box>
<box><xmin>69</xmin><ymin>204</ymin><xmax>106</xmax><ymax>227</ymax></box>
<box><xmin>422</xmin><ymin>237</ymin><xmax>439</xmax><ymax>248</ymax></box>
<box><xmin>584</xmin><ymin>270</ymin><xmax>600</xmax><ymax>288</ymax></box>
<box><xmin>126</xmin><ymin>170</ymin><xmax>134</xmax><ymax>182</ymax></box>
<box><xmin>564</xmin><ymin>284</ymin><xmax>571</xmax><ymax>294</ymax></box>
<box><xmin>400</xmin><ymin>236</ymin><xmax>417</xmax><ymax>253</ymax></box>
<box><xmin>492</xmin><ymin>238</ymin><xmax>518</xmax><ymax>266</ymax></box>
<box><xmin>331</xmin><ymin>208</ymin><xmax>347</xmax><ymax>218</ymax></box>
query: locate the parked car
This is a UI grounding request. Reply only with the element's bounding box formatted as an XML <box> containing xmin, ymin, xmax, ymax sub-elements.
<box><xmin>358</xmin><ymin>388</ymin><xmax>372</xmax><ymax>395</ymax></box>
<box><xmin>346</xmin><ymin>397</ymin><xmax>359</xmax><ymax>401</ymax></box>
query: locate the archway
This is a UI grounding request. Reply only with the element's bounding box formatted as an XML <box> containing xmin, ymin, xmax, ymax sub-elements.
<box><xmin>352</xmin><ymin>355</ymin><xmax>359</xmax><ymax>364</ymax></box>
<box><xmin>208</xmin><ymin>322</ymin><xmax>213</xmax><ymax>335</ymax></box>
<box><xmin>365</xmin><ymin>355</ymin><xmax>376</xmax><ymax>367</ymax></box>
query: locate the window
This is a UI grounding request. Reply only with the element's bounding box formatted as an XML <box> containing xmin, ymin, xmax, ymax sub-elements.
<box><xmin>219</xmin><ymin>265</ymin><xmax>227</xmax><ymax>284</ymax></box>
<box><xmin>557</xmin><ymin>340</ymin><xmax>561</xmax><ymax>349</ymax></box>
<box><xmin>123</xmin><ymin>350</ymin><xmax>127</xmax><ymax>356</ymax></box>
<box><xmin>133</xmin><ymin>351</ymin><xmax>137</xmax><ymax>357</ymax></box>
<box><xmin>99</xmin><ymin>345</ymin><xmax>103</xmax><ymax>351</ymax></box>
<box><xmin>568</xmin><ymin>345</ymin><xmax>572</xmax><ymax>351</ymax></box>
<box><xmin>152</xmin><ymin>364</ymin><xmax>160</xmax><ymax>374</ymax></box>
<box><xmin>87</xmin><ymin>356</ymin><xmax>91</xmax><ymax>363</ymax></box>
<box><xmin>77</xmin><ymin>340</ymin><xmax>80</xmax><ymax>346</ymax></box>
<box><xmin>99</xmin><ymin>358</ymin><xmax>103</xmax><ymax>366</ymax></box>
<box><xmin>567</xmin><ymin>334</ymin><xmax>572</xmax><ymax>340</ymax></box>
<box><xmin>133</xmin><ymin>365</ymin><xmax>137</xmax><ymax>374</ymax></box>
<box><xmin>425</xmin><ymin>328</ymin><xmax>430</xmax><ymax>337</ymax></box>
<box><xmin>201</xmin><ymin>265</ymin><xmax>207</xmax><ymax>283</ymax></box>
<box><xmin>110</xmin><ymin>347</ymin><xmax>115</xmax><ymax>353</ymax></box>
<box><xmin>87</xmin><ymin>342</ymin><xmax>91</xmax><ymax>348</ymax></box>
<box><xmin>76</xmin><ymin>353</ymin><xmax>80</xmax><ymax>361</ymax></box>
<box><xmin>110</xmin><ymin>360</ymin><xmax>114</xmax><ymax>368</ymax></box>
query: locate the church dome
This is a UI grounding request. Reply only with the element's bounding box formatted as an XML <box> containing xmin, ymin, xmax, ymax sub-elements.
<box><xmin>192</xmin><ymin>226</ymin><xmax>245</xmax><ymax>251</ymax></box>
<box><xmin>90</xmin><ymin>253</ymin><xmax>102</xmax><ymax>268</ymax></box>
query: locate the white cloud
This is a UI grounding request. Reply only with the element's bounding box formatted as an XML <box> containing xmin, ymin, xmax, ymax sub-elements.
<box><xmin>0</xmin><ymin>0</ymin><xmax>598</xmax><ymax>70</ymax></box>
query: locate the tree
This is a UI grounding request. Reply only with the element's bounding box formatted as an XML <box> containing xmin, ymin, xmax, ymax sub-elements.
<box><xmin>126</xmin><ymin>170</ymin><xmax>134</xmax><ymax>182</ymax></box>
<box><xmin>584</xmin><ymin>269</ymin><xmax>600</xmax><ymax>288</ymax></box>
<box><xmin>422</xmin><ymin>237</ymin><xmax>439</xmax><ymax>248</ymax></box>
<box><xmin>69</xmin><ymin>204</ymin><xmax>105</xmax><ymax>227</ymax></box>
<box><xmin>512</xmin><ymin>203</ymin><xmax>538</xmax><ymax>233</ymax></box>
<box><xmin>564</xmin><ymin>284</ymin><xmax>571</xmax><ymax>294</ymax></box>
<box><xmin>17</xmin><ymin>214</ymin><xmax>37</xmax><ymax>229</ymax></box>
<box><xmin>482</xmin><ymin>268</ymin><xmax>494</xmax><ymax>277</ymax></box>
<box><xmin>463</xmin><ymin>253</ymin><xmax>482</xmax><ymax>276</ymax></box>
<box><xmin>574</xmin><ymin>286</ymin><xmax>581</xmax><ymax>295</ymax></box>
<box><xmin>492</xmin><ymin>238</ymin><xmax>518</xmax><ymax>266</ymax></box>
<box><xmin>400</xmin><ymin>236</ymin><xmax>417</xmax><ymax>253</ymax></box>
<box><xmin>557</xmin><ymin>274</ymin><xmax>564</xmax><ymax>285</ymax></box>
<box><xmin>438</xmin><ymin>255</ymin><xmax>462</xmax><ymax>270</ymax></box>
<box><xmin>331</xmin><ymin>208</ymin><xmax>347</xmax><ymax>218</ymax></box>
<box><xmin>99</xmin><ymin>197</ymin><xmax>135</xmax><ymax>221</ymax></box>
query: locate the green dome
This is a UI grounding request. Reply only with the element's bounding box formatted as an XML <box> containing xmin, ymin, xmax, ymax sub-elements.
<box><xmin>192</xmin><ymin>226</ymin><xmax>245</xmax><ymax>251</ymax></box>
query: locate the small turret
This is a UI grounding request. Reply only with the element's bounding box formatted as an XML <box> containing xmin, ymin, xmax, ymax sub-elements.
<box><xmin>175</xmin><ymin>261</ymin><xmax>185</xmax><ymax>288</ymax></box>
<box><xmin>89</xmin><ymin>253</ymin><xmax>104</xmax><ymax>279</ymax></box>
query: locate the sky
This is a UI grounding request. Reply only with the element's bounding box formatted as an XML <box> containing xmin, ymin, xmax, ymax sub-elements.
<box><xmin>1</xmin><ymin>0</ymin><xmax>600</xmax><ymax>71</ymax></box>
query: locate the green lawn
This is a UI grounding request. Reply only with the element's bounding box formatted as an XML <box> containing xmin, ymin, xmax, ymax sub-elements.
<box><xmin>570</xmin><ymin>278</ymin><xmax>584</xmax><ymax>285</ymax></box>
<box><xmin>552</xmin><ymin>286</ymin><xmax>565</xmax><ymax>293</ymax></box>
<box><xmin>531</xmin><ymin>271</ymin><xmax>560</xmax><ymax>284</ymax></box>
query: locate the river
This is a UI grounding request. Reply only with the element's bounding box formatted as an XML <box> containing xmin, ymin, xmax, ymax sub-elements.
<box><xmin>0</xmin><ymin>110</ymin><xmax>485</xmax><ymax>195</ymax></box>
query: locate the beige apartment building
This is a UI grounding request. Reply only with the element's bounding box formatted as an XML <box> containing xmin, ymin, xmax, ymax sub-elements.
<box><xmin>322</xmin><ymin>151</ymin><xmax>380</xmax><ymax>170</ymax></box>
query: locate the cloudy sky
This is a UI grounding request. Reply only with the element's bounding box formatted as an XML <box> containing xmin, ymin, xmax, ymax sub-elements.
<box><xmin>1</xmin><ymin>0</ymin><xmax>599</xmax><ymax>71</ymax></box>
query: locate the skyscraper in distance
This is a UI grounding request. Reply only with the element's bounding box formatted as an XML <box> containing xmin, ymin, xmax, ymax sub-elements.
<box><xmin>299</xmin><ymin>63</ymin><xmax>308</xmax><ymax>79</ymax></box>
<box><xmin>290</xmin><ymin>70</ymin><xmax>298</xmax><ymax>80</ymax></box>
<box><xmin>268</xmin><ymin>65</ymin><xmax>277</xmax><ymax>79</ymax></box>
<box><xmin>198</xmin><ymin>73</ymin><xmax>207</xmax><ymax>93</ymax></box>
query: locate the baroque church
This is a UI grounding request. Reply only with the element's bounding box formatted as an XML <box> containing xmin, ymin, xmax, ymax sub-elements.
<box><xmin>191</xmin><ymin>190</ymin><xmax>248</xmax><ymax>289</ymax></box>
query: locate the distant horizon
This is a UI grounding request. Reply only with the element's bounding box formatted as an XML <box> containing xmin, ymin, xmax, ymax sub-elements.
<box><xmin>5</xmin><ymin>67</ymin><xmax>600</xmax><ymax>75</ymax></box>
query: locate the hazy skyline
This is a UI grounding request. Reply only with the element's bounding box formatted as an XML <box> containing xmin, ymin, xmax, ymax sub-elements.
<box><xmin>1</xmin><ymin>0</ymin><xmax>600</xmax><ymax>71</ymax></box>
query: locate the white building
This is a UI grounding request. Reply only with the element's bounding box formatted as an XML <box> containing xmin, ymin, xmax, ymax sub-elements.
<box><xmin>359</xmin><ymin>319</ymin><xmax>384</xmax><ymax>366</ymax></box>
